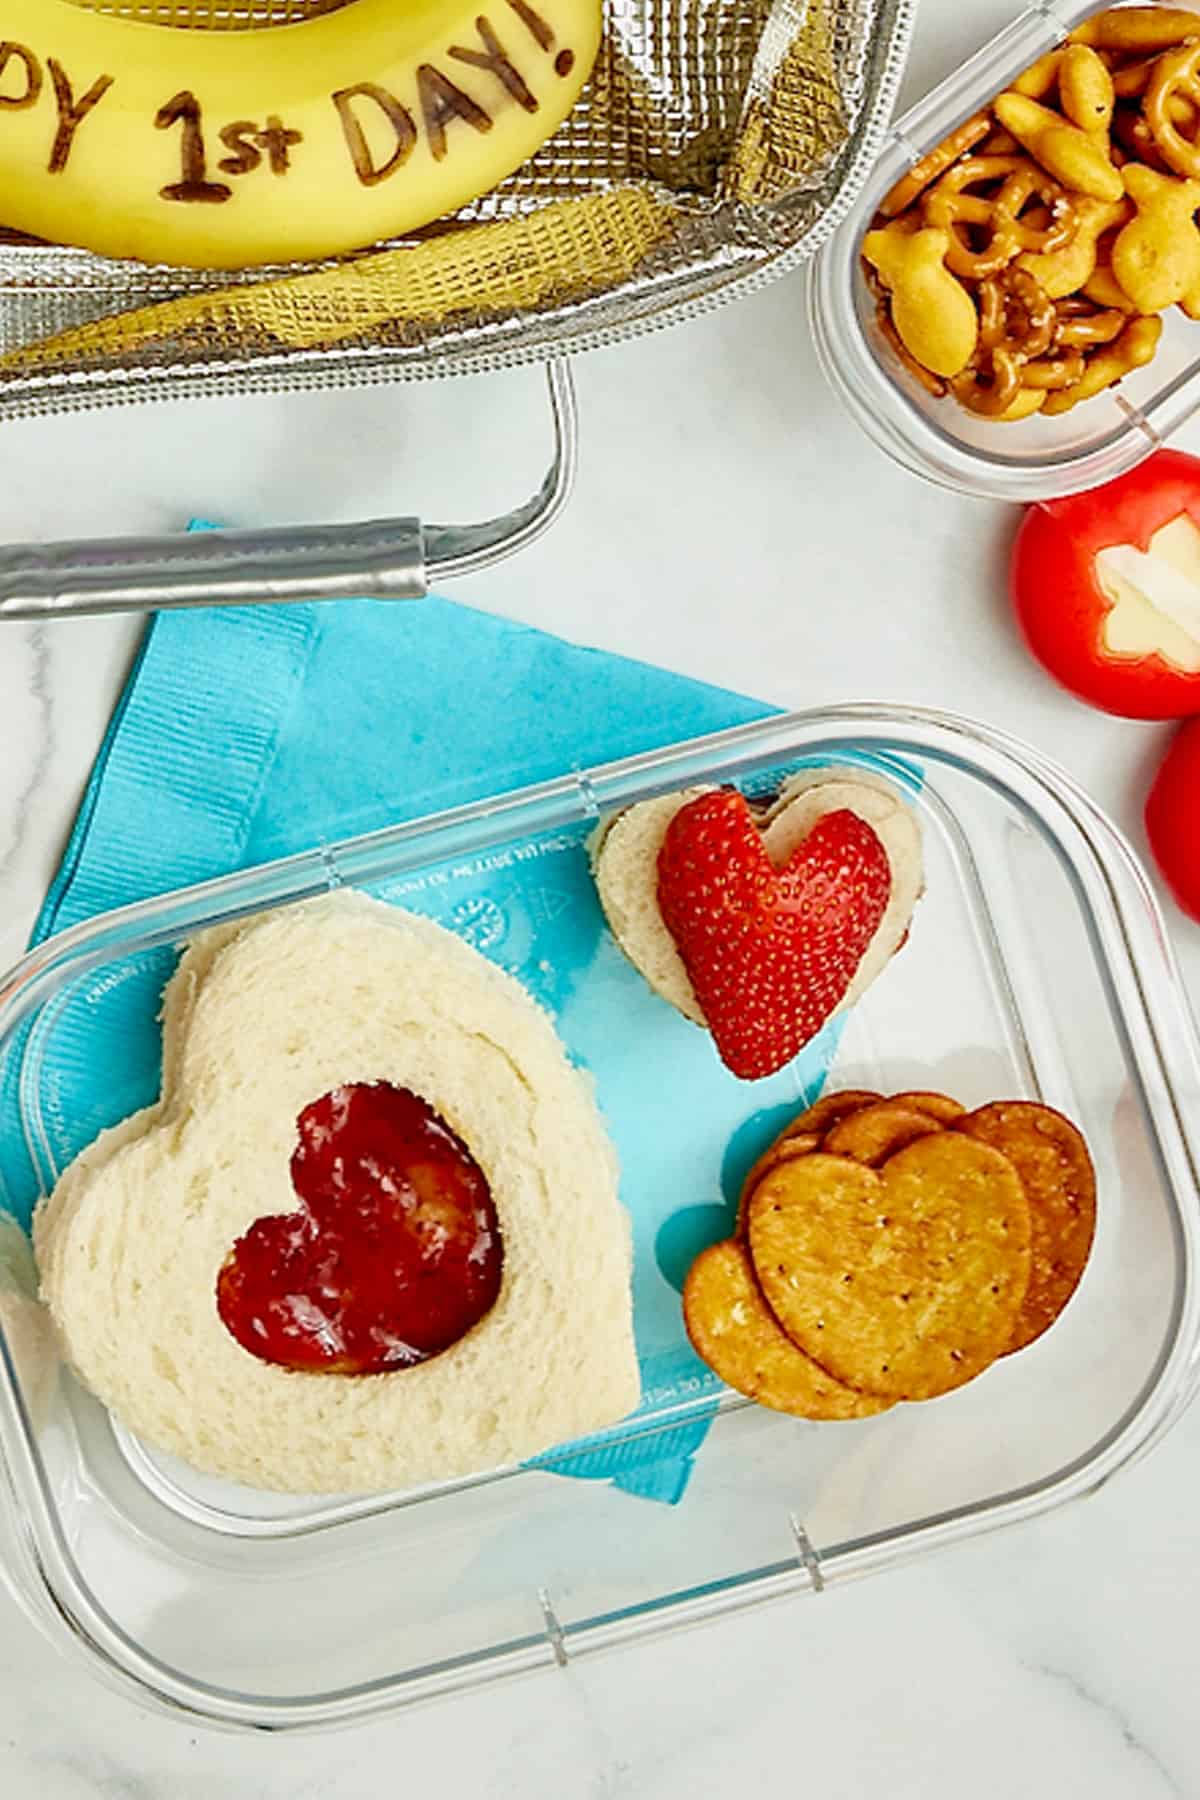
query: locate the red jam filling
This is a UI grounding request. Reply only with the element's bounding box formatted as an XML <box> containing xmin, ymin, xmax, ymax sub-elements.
<box><xmin>216</xmin><ymin>1082</ymin><xmax>502</xmax><ymax>1374</ymax></box>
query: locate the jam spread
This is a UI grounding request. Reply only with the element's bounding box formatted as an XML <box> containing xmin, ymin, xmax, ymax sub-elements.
<box><xmin>216</xmin><ymin>1082</ymin><xmax>502</xmax><ymax>1374</ymax></box>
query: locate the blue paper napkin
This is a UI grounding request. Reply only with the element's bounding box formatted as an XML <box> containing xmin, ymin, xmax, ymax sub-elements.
<box><xmin>0</xmin><ymin>576</ymin><xmax>867</xmax><ymax>1506</ymax></box>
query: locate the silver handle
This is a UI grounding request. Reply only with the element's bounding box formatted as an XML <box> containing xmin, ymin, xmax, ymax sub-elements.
<box><xmin>0</xmin><ymin>360</ymin><xmax>577</xmax><ymax>621</ymax></box>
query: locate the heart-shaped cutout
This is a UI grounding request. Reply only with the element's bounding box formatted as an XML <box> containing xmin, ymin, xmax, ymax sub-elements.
<box><xmin>683</xmin><ymin>1238</ymin><xmax>891</xmax><ymax>1420</ymax></box>
<box><xmin>748</xmin><ymin>1134</ymin><xmax>1032</xmax><ymax>1400</ymax></box>
<box><xmin>592</xmin><ymin>769</ymin><xmax>923</xmax><ymax>1078</ymax></box>
<box><xmin>216</xmin><ymin>1081</ymin><xmax>503</xmax><ymax>1374</ymax></box>
<box><xmin>953</xmin><ymin>1100</ymin><xmax>1096</xmax><ymax>1352</ymax></box>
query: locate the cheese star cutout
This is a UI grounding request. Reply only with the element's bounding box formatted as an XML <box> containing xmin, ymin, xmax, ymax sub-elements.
<box><xmin>1096</xmin><ymin>513</ymin><xmax>1200</xmax><ymax>674</ymax></box>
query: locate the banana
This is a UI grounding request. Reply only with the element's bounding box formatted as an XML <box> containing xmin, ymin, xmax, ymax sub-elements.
<box><xmin>0</xmin><ymin>0</ymin><xmax>602</xmax><ymax>267</ymax></box>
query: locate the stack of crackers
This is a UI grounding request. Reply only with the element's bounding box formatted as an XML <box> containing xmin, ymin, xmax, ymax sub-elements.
<box><xmin>684</xmin><ymin>1091</ymin><xmax>1096</xmax><ymax>1419</ymax></box>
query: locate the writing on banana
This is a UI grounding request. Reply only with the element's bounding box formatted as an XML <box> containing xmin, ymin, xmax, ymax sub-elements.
<box><xmin>0</xmin><ymin>0</ymin><xmax>601</xmax><ymax>266</ymax></box>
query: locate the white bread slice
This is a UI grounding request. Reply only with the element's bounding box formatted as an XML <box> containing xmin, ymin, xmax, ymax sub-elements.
<box><xmin>34</xmin><ymin>891</ymin><xmax>639</xmax><ymax>1496</ymax></box>
<box><xmin>591</xmin><ymin>788</ymin><xmax>710</xmax><ymax>1023</ymax></box>
<box><xmin>591</xmin><ymin>767</ymin><xmax>923</xmax><ymax>1031</ymax></box>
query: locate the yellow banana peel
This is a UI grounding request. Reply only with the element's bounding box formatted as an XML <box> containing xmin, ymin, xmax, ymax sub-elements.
<box><xmin>0</xmin><ymin>0</ymin><xmax>602</xmax><ymax>266</ymax></box>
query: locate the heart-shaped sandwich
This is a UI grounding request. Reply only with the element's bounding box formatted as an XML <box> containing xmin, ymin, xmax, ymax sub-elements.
<box><xmin>591</xmin><ymin>770</ymin><xmax>924</xmax><ymax>1078</ymax></box>
<box><xmin>35</xmin><ymin>892</ymin><xmax>639</xmax><ymax>1495</ymax></box>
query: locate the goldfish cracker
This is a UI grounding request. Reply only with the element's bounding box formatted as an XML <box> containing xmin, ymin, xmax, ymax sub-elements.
<box><xmin>1083</xmin><ymin>258</ymin><xmax>1139</xmax><ymax>309</ymax></box>
<box><xmin>1112</xmin><ymin>162</ymin><xmax>1200</xmax><ymax>311</ymax></box>
<box><xmin>994</xmin><ymin>92</ymin><xmax>1124</xmax><ymax>200</ymax></box>
<box><xmin>1070</xmin><ymin>7</ymin><xmax>1200</xmax><ymax>53</ymax></box>
<box><xmin>1059</xmin><ymin>43</ymin><xmax>1115</xmax><ymax>135</ymax></box>
<box><xmin>1013</xmin><ymin>49</ymin><xmax>1064</xmax><ymax>101</ymax></box>
<box><xmin>1018</xmin><ymin>195</ymin><xmax>1130</xmax><ymax>297</ymax></box>
<box><xmin>878</xmin><ymin>310</ymin><xmax>947</xmax><ymax>396</ymax></box>
<box><xmin>861</xmin><ymin>225</ymin><xmax>979</xmax><ymax>377</ymax></box>
<box><xmin>1113</xmin><ymin>55</ymin><xmax>1161</xmax><ymax>99</ymax></box>
<box><xmin>998</xmin><ymin>387</ymin><xmax>1049</xmax><ymax>420</ymax></box>
<box><xmin>1042</xmin><ymin>314</ymin><xmax>1163</xmax><ymax>412</ymax></box>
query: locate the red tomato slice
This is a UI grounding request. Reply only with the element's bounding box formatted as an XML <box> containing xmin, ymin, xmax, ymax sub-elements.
<box><xmin>1146</xmin><ymin>718</ymin><xmax>1200</xmax><ymax>922</ymax></box>
<box><xmin>1011</xmin><ymin>450</ymin><xmax>1200</xmax><ymax>719</ymax></box>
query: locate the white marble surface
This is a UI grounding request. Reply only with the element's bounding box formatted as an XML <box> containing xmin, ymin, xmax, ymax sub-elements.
<box><xmin>4</xmin><ymin>0</ymin><xmax>1200</xmax><ymax>1790</ymax></box>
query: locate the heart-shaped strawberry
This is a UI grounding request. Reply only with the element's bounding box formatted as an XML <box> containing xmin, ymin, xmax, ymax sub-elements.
<box><xmin>216</xmin><ymin>1082</ymin><xmax>502</xmax><ymax>1374</ymax></box>
<box><xmin>592</xmin><ymin>769</ymin><xmax>924</xmax><ymax>1059</ymax></box>
<box><xmin>657</xmin><ymin>790</ymin><xmax>891</xmax><ymax>1079</ymax></box>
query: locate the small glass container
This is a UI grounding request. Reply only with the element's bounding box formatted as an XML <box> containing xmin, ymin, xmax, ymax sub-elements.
<box><xmin>809</xmin><ymin>1</ymin><xmax>1200</xmax><ymax>499</ymax></box>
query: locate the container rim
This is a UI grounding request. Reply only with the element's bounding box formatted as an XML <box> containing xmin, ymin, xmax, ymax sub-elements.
<box><xmin>1</xmin><ymin>701</ymin><xmax>1198</xmax><ymax>1729</ymax></box>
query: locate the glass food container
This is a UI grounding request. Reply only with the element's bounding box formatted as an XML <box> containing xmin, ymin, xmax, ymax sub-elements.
<box><xmin>0</xmin><ymin>704</ymin><xmax>1198</xmax><ymax>1730</ymax></box>
<box><xmin>809</xmin><ymin>0</ymin><xmax>1200</xmax><ymax>500</ymax></box>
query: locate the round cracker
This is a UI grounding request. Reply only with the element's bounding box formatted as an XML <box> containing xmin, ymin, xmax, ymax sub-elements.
<box><xmin>735</xmin><ymin>1091</ymin><xmax>881</xmax><ymax>1237</ymax></box>
<box><xmin>889</xmin><ymin>1091</ymin><xmax>966</xmax><ymax>1123</ymax></box>
<box><xmin>786</xmin><ymin>1090</ymin><xmax>882</xmax><ymax>1136</ymax></box>
<box><xmin>954</xmin><ymin>1102</ymin><xmax>1096</xmax><ymax>1351</ymax></box>
<box><xmin>823</xmin><ymin>1101</ymin><xmax>944</xmax><ymax>1167</ymax></box>
<box><xmin>737</xmin><ymin>1132</ymin><xmax>822</xmax><ymax>1235</ymax></box>
<box><xmin>747</xmin><ymin>1139</ymin><xmax>1032</xmax><ymax>1400</ymax></box>
<box><xmin>683</xmin><ymin>1240</ymin><xmax>890</xmax><ymax>1420</ymax></box>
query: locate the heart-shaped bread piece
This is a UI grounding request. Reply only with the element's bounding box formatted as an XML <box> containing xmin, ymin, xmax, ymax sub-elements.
<box><xmin>747</xmin><ymin>1136</ymin><xmax>1032</xmax><ymax>1400</ymax></box>
<box><xmin>683</xmin><ymin>1239</ymin><xmax>890</xmax><ymax>1420</ymax></box>
<box><xmin>592</xmin><ymin>770</ymin><xmax>923</xmax><ymax>1061</ymax></box>
<box><xmin>954</xmin><ymin>1101</ymin><xmax>1096</xmax><ymax>1351</ymax></box>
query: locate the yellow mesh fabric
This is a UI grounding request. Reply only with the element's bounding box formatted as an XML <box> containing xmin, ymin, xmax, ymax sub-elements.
<box><xmin>725</xmin><ymin>0</ymin><xmax>846</xmax><ymax>207</ymax></box>
<box><xmin>0</xmin><ymin>186</ymin><xmax>676</xmax><ymax>373</ymax></box>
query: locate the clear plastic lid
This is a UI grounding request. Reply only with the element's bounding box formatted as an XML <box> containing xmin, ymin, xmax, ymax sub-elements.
<box><xmin>808</xmin><ymin>1</ymin><xmax>1200</xmax><ymax>499</ymax></box>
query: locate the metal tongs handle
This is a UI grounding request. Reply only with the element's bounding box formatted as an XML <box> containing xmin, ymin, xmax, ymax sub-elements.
<box><xmin>0</xmin><ymin>360</ymin><xmax>576</xmax><ymax>620</ymax></box>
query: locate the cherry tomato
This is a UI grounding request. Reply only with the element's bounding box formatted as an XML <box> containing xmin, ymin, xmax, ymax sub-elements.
<box><xmin>1146</xmin><ymin>718</ymin><xmax>1200</xmax><ymax>922</ymax></box>
<box><xmin>1011</xmin><ymin>450</ymin><xmax>1200</xmax><ymax>719</ymax></box>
